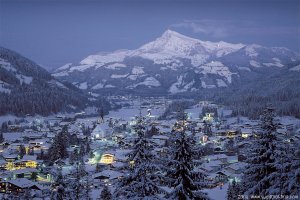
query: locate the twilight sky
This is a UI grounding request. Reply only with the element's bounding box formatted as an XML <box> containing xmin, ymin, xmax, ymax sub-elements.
<box><xmin>0</xmin><ymin>0</ymin><xmax>299</xmax><ymax>71</ymax></box>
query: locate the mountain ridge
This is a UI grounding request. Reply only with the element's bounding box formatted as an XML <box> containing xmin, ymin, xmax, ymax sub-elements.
<box><xmin>53</xmin><ymin>30</ymin><xmax>300</xmax><ymax>95</ymax></box>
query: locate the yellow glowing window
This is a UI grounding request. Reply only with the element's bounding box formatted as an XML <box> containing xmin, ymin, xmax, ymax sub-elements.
<box><xmin>100</xmin><ymin>154</ymin><xmax>114</xmax><ymax>164</ymax></box>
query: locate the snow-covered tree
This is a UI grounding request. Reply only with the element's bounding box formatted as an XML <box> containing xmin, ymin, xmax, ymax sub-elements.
<box><xmin>82</xmin><ymin>172</ymin><xmax>92</xmax><ymax>200</ymax></box>
<box><xmin>114</xmin><ymin>116</ymin><xmax>163</xmax><ymax>199</ymax></box>
<box><xmin>203</xmin><ymin>121</ymin><xmax>212</xmax><ymax>136</ymax></box>
<box><xmin>288</xmin><ymin>144</ymin><xmax>300</xmax><ymax>196</ymax></box>
<box><xmin>22</xmin><ymin>189</ymin><xmax>31</xmax><ymax>200</ymax></box>
<box><xmin>166</xmin><ymin>129</ymin><xmax>209</xmax><ymax>200</ymax></box>
<box><xmin>0</xmin><ymin>132</ymin><xmax>4</xmax><ymax>143</ymax></box>
<box><xmin>227</xmin><ymin>180</ymin><xmax>240</xmax><ymax>200</ymax></box>
<box><xmin>19</xmin><ymin>144</ymin><xmax>26</xmax><ymax>158</ymax></box>
<box><xmin>100</xmin><ymin>185</ymin><xmax>112</xmax><ymax>200</ymax></box>
<box><xmin>1</xmin><ymin>122</ymin><xmax>8</xmax><ymax>133</ymax></box>
<box><xmin>69</xmin><ymin>154</ymin><xmax>87</xmax><ymax>200</ymax></box>
<box><xmin>51</xmin><ymin>167</ymin><xmax>67</xmax><ymax>200</ymax></box>
<box><xmin>96</xmin><ymin>162</ymin><xmax>101</xmax><ymax>172</ymax></box>
<box><xmin>241</xmin><ymin>107</ymin><xmax>279</xmax><ymax>196</ymax></box>
<box><xmin>271</xmin><ymin>141</ymin><xmax>300</xmax><ymax>196</ymax></box>
<box><xmin>48</xmin><ymin>130</ymin><xmax>69</xmax><ymax>163</ymax></box>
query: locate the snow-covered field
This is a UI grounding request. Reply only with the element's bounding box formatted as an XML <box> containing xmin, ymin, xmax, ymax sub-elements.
<box><xmin>203</xmin><ymin>184</ymin><xmax>228</xmax><ymax>200</ymax></box>
<box><xmin>107</xmin><ymin>105</ymin><xmax>165</xmax><ymax>121</ymax></box>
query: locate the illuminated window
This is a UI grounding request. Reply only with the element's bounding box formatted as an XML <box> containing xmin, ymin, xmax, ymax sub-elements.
<box><xmin>99</xmin><ymin>154</ymin><xmax>114</xmax><ymax>164</ymax></box>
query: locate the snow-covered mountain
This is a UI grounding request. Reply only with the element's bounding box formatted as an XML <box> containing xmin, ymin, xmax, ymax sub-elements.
<box><xmin>53</xmin><ymin>30</ymin><xmax>300</xmax><ymax>95</ymax></box>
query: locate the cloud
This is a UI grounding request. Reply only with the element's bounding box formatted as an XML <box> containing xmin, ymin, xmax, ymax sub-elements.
<box><xmin>171</xmin><ymin>19</ymin><xmax>234</xmax><ymax>38</ymax></box>
<box><xmin>171</xmin><ymin>19</ymin><xmax>300</xmax><ymax>39</ymax></box>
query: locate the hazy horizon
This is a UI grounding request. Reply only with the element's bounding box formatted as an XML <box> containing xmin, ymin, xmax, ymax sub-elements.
<box><xmin>1</xmin><ymin>0</ymin><xmax>300</xmax><ymax>71</ymax></box>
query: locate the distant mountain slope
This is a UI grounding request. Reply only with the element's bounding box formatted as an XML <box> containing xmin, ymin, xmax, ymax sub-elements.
<box><xmin>0</xmin><ymin>47</ymin><xmax>109</xmax><ymax>116</ymax></box>
<box><xmin>53</xmin><ymin>30</ymin><xmax>300</xmax><ymax>96</ymax></box>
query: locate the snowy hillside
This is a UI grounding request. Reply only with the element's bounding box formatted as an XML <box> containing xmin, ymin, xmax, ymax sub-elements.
<box><xmin>0</xmin><ymin>47</ymin><xmax>96</xmax><ymax>116</ymax></box>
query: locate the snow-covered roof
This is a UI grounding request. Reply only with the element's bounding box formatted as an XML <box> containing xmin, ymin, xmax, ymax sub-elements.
<box><xmin>21</xmin><ymin>155</ymin><xmax>37</xmax><ymax>161</ymax></box>
<box><xmin>206</xmin><ymin>154</ymin><xmax>229</xmax><ymax>160</ymax></box>
<box><xmin>11</xmin><ymin>168</ymin><xmax>38</xmax><ymax>174</ymax></box>
<box><xmin>152</xmin><ymin>135</ymin><xmax>169</xmax><ymax>140</ymax></box>
<box><xmin>114</xmin><ymin>149</ymin><xmax>131</xmax><ymax>161</ymax></box>
<box><xmin>240</xmin><ymin>128</ymin><xmax>252</xmax><ymax>134</ymax></box>
<box><xmin>2</xmin><ymin>154</ymin><xmax>18</xmax><ymax>159</ymax></box>
<box><xmin>8</xmin><ymin>178</ymin><xmax>35</xmax><ymax>188</ymax></box>
<box><xmin>93</xmin><ymin>170</ymin><xmax>123</xmax><ymax>180</ymax></box>
<box><xmin>0</xmin><ymin>159</ymin><xmax>6</xmax><ymax>165</ymax></box>
<box><xmin>226</xmin><ymin>162</ymin><xmax>247</xmax><ymax>171</ymax></box>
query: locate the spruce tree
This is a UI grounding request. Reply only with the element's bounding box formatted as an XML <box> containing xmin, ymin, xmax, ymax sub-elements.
<box><xmin>48</xmin><ymin>131</ymin><xmax>69</xmax><ymax>163</ymax></box>
<box><xmin>1</xmin><ymin>122</ymin><xmax>8</xmax><ymax>132</ymax></box>
<box><xmin>166</xmin><ymin>130</ymin><xmax>209</xmax><ymax>200</ymax></box>
<box><xmin>288</xmin><ymin>147</ymin><xmax>300</xmax><ymax>196</ymax></box>
<box><xmin>227</xmin><ymin>180</ymin><xmax>240</xmax><ymax>200</ymax></box>
<box><xmin>0</xmin><ymin>132</ymin><xmax>4</xmax><ymax>143</ymax></box>
<box><xmin>51</xmin><ymin>167</ymin><xmax>67</xmax><ymax>200</ymax></box>
<box><xmin>19</xmin><ymin>144</ymin><xmax>26</xmax><ymax>158</ymax></box>
<box><xmin>241</xmin><ymin>107</ymin><xmax>279</xmax><ymax>196</ymax></box>
<box><xmin>83</xmin><ymin>172</ymin><xmax>92</xmax><ymax>200</ymax></box>
<box><xmin>114</xmin><ymin>116</ymin><xmax>162</xmax><ymax>199</ymax></box>
<box><xmin>203</xmin><ymin>121</ymin><xmax>212</xmax><ymax>136</ymax></box>
<box><xmin>163</xmin><ymin>106</ymin><xmax>208</xmax><ymax>200</ymax></box>
<box><xmin>100</xmin><ymin>185</ymin><xmax>112</xmax><ymax>200</ymax></box>
<box><xmin>70</xmin><ymin>152</ymin><xmax>87</xmax><ymax>200</ymax></box>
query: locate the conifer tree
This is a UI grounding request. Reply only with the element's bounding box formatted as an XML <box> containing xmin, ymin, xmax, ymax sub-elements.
<box><xmin>100</xmin><ymin>185</ymin><xmax>112</xmax><ymax>200</ymax></box>
<box><xmin>163</xmin><ymin>107</ymin><xmax>208</xmax><ymax>200</ymax></box>
<box><xmin>227</xmin><ymin>180</ymin><xmax>240</xmax><ymax>200</ymax></box>
<box><xmin>19</xmin><ymin>144</ymin><xmax>26</xmax><ymax>158</ymax></box>
<box><xmin>166</xmin><ymin>130</ymin><xmax>209</xmax><ymax>200</ymax></box>
<box><xmin>241</xmin><ymin>107</ymin><xmax>279</xmax><ymax>196</ymax></box>
<box><xmin>0</xmin><ymin>132</ymin><xmax>4</xmax><ymax>143</ymax></box>
<box><xmin>70</xmin><ymin>151</ymin><xmax>87</xmax><ymax>200</ymax></box>
<box><xmin>288</xmin><ymin>148</ymin><xmax>300</xmax><ymax>196</ymax></box>
<box><xmin>51</xmin><ymin>167</ymin><xmax>67</xmax><ymax>200</ymax></box>
<box><xmin>48</xmin><ymin>131</ymin><xmax>69</xmax><ymax>162</ymax></box>
<box><xmin>114</xmin><ymin>116</ymin><xmax>162</xmax><ymax>199</ymax></box>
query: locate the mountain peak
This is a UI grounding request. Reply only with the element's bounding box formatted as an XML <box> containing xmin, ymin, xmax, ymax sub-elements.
<box><xmin>160</xmin><ymin>29</ymin><xmax>198</xmax><ymax>42</ymax></box>
<box><xmin>162</xmin><ymin>29</ymin><xmax>183</xmax><ymax>37</ymax></box>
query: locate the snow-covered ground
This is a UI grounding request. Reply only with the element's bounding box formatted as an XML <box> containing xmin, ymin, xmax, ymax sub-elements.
<box><xmin>203</xmin><ymin>183</ymin><xmax>228</xmax><ymax>200</ymax></box>
<box><xmin>107</xmin><ymin>105</ymin><xmax>164</xmax><ymax>121</ymax></box>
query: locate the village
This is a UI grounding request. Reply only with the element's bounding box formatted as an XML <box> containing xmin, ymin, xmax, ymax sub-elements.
<box><xmin>0</xmin><ymin>97</ymin><xmax>299</xmax><ymax>199</ymax></box>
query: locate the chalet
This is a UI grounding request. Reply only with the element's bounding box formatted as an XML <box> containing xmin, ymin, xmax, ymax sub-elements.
<box><xmin>226</xmin><ymin>162</ymin><xmax>247</xmax><ymax>175</ymax></box>
<box><xmin>22</xmin><ymin>132</ymin><xmax>44</xmax><ymax>140</ymax></box>
<box><xmin>3</xmin><ymin>154</ymin><xmax>18</xmax><ymax>162</ymax></box>
<box><xmin>5</xmin><ymin>178</ymin><xmax>42</xmax><ymax>194</ymax></box>
<box><xmin>0</xmin><ymin>181</ymin><xmax>5</xmax><ymax>193</ymax></box>
<box><xmin>8</xmin><ymin>125</ymin><xmax>21</xmax><ymax>132</ymax></box>
<box><xmin>12</xmin><ymin>168</ymin><xmax>38</xmax><ymax>179</ymax></box>
<box><xmin>240</xmin><ymin>128</ymin><xmax>252</xmax><ymax>135</ymax></box>
<box><xmin>0</xmin><ymin>160</ymin><xmax>6</xmax><ymax>170</ymax></box>
<box><xmin>215</xmin><ymin>171</ymin><xmax>230</xmax><ymax>182</ymax></box>
<box><xmin>114</xmin><ymin>149</ymin><xmax>131</xmax><ymax>163</ymax></box>
<box><xmin>100</xmin><ymin>153</ymin><xmax>114</xmax><ymax>165</ymax></box>
<box><xmin>92</xmin><ymin>170</ymin><xmax>123</xmax><ymax>185</ymax></box>
<box><xmin>151</xmin><ymin>135</ymin><xmax>169</xmax><ymax>146</ymax></box>
<box><xmin>15</xmin><ymin>155</ymin><xmax>38</xmax><ymax>169</ymax></box>
<box><xmin>215</xmin><ymin>130</ymin><xmax>227</xmax><ymax>136</ymax></box>
<box><xmin>201</xmin><ymin>160</ymin><xmax>224</xmax><ymax>173</ymax></box>
<box><xmin>207</xmin><ymin>154</ymin><xmax>229</xmax><ymax>163</ymax></box>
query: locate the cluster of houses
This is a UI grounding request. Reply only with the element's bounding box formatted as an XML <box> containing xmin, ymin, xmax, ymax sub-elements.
<box><xmin>0</xmin><ymin>98</ymin><xmax>299</xmax><ymax>198</ymax></box>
